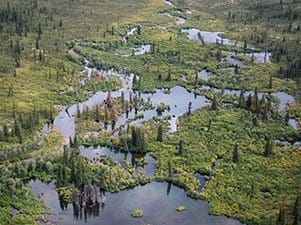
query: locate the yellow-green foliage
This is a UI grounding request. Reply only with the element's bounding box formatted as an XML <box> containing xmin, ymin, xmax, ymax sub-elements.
<box><xmin>0</xmin><ymin>0</ymin><xmax>163</xmax><ymax>122</ymax></box>
<box><xmin>131</xmin><ymin>209</ymin><xmax>144</xmax><ymax>218</ymax></box>
<box><xmin>1</xmin><ymin>0</ymin><xmax>300</xmax><ymax>225</ymax></box>
<box><xmin>203</xmin><ymin>147</ymin><xmax>300</xmax><ymax>224</ymax></box>
<box><xmin>176</xmin><ymin>204</ymin><xmax>186</xmax><ymax>212</ymax></box>
<box><xmin>145</xmin><ymin>107</ymin><xmax>300</xmax><ymax>224</ymax></box>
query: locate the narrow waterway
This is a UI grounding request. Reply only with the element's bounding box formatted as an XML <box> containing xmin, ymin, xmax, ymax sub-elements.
<box><xmin>33</xmin><ymin>1</ymin><xmax>299</xmax><ymax>224</ymax></box>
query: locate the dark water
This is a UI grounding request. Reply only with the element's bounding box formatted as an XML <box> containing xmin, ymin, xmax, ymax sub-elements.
<box><xmin>195</xmin><ymin>158</ymin><xmax>222</xmax><ymax>192</ymax></box>
<box><xmin>79</xmin><ymin>145</ymin><xmax>156</xmax><ymax>176</ymax></box>
<box><xmin>29</xmin><ymin>180</ymin><xmax>244</xmax><ymax>225</ymax></box>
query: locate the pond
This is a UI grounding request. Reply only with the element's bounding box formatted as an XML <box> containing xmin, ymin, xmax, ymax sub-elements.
<box><xmin>79</xmin><ymin>145</ymin><xmax>156</xmax><ymax>176</ymax></box>
<box><xmin>181</xmin><ymin>28</ymin><xmax>234</xmax><ymax>45</ymax></box>
<box><xmin>29</xmin><ymin>180</ymin><xmax>244</xmax><ymax>225</ymax></box>
<box><xmin>181</xmin><ymin>28</ymin><xmax>271</xmax><ymax>64</ymax></box>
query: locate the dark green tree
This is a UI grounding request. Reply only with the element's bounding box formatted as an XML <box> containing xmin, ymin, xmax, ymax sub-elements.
<box><xmin>234</xmin><ymin>64</ymin><xmax>239</xmax><ymax>74</ymax></box>
<box><xmin>239</xmin><ymin>88</ymin><xmax>245</xmax><ymax>107</ymax></box>
<box><xmin>269</xmin><ymin>74</ymin><xmax>273</xmax><ymax>89</ymax></box>
<box><xmin>264</xmin><ymin>136</ymin><xmax>273</xmax><ymax>157</ymax></box>
<box><xmin>137</xmin><ymin>25</ymin><xmax>141</xmax><ymax>35</ymax></box>
<box><xmin>188</xmin><ymin>101</ymin><xmax>192</xmax><ymax>115</ymax></box>
<box><xmin>232</xmin><ymin>144</ymin><xmax>239</xmax><ymax>163</ymax></box>
<box><xmin>178</xmin><ymin>139</ymin><xmax>184</xmax><ymax>156</ymax></box>
<box><xmin>208</xmin><ymin>119</ymin><xmax>212</xmax><ymax>132</ymax></box>
<box><xmin>277</xmin><ymin>207</ymin><xmax>286</xmax><ymax>225</ymax></box>
<box><xmin>95</xmin><ymin>104</ymin><xmax>100</xmax><ymax>122</ymax></box>
<box><xmin>131</xmin><ymin>126</ymin><xmax>146</xmax><ymax>152</ymax></box>
<box><xmin>293</xmin><ymin>196</ymin><xmax>300</xmax><ymax>225</ymax></box>
<box><xmin>194</xmin><ymin>71</ymin><xmax>199</xmax><ymax>87</ymax></box>
<box><xmin>3</xmin><ymin>125</ymin><xmax>9</xmax><ymax>139</ymax></box>
<box><xmin>211</xmin><ymin>95</ymin><xmax>218</xmax><ymax>111</ymax></box>
<box><xmin>14</xmin><ymin>121</ymin><xmax>23</xmax><ymax>144</ymax></box>
<box><xmin>246</xmin><ymin>94</ymin><xmax>253</xmax><ymax>109</ymax></box>
<box><xmin>157</xmin><ymin>124</ymin><xmax>163</xmax><ymax>142</ymax></box>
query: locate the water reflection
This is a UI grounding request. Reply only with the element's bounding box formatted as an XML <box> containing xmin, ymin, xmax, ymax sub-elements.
<box><xmin>29</xmin><ymin>180</ymin><xmax>245</xmax><ymax>225</ymax></box>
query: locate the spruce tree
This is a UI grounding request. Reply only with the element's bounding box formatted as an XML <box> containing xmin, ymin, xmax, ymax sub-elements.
<box><xmin>137</xmin><ymin>25</ymin><xmax>141</xmax><ymax>35</ymax></box>
<box><xmin>188</xmin><ymin>101</ymin><xmax>192</xmax><ymax>115</ymax></box>
<box><xmin>208</xmin><ymin>119</ymin><xmax>212</xmax><ymax>132</ymax></box>
<box><xmin>277</xmin><ymin>207</ymin><xmax>286</xmax><ymax>225</ymax></box>
<box><xmin>269</xmin><ymin>74</ymin><xmax>273</xmax><ymax>89</ymax></box>
<box><xmin>194</xmin><ymin>71</ymin><xmax>199</xmax><ymax>87</ymax></box>
<box><xmin>157</xmin><ymin>124</ymin><xmax>163</xmax><ymax>142</ymax></box>
<box><xmin>211</xmin><ymin>96</ymin><xmax>218</xmax><ymax>111</ymax></box>
<box><xmin>178</xmin><ymin>139</ymin><xmax>184</xmax><ymax>156</ymax></box>
<box><xmin>246</xmin><ymin>94</ymin><xmax>253</xmax><ymax>109</ymax></box>
<box><xmin>293</xmin><ymin>196</ymin><xmax>300</xmax><ymax>225</ymax></box>
<box><xmin>232</xmin><ymin>144</ymin><xmax>239</xmax><ymax>163</ymax></box>
<box><xmin>264</xmin><ymin>136</ymin><xmax>273</xmax><ymax>157</ymax></box>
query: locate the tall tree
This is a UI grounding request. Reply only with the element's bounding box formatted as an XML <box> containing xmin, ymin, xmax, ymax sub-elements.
<box><xmin>211</xmin><ymin>96</ymin><xmax>218</xmax><ymax>111</ymax></box>
<box><xmin>157</xmin><ymin>124</ymin><xmax>163</xmax><ymax>142</ymax></box>
<box><xmin>187</xmin><ymin>101</ymin><xmax>192</xmax><ymax>115</ymax></box>
<box><xmin>178</xmin><ymin>139</ymin><xmax>184</xmax><ymax>156</ymax></box>
<box><xmin>232</xmin><ymin>144</ymin><xmax>239</xmax><ymax>163</ymax></box>
<box><xmin>277</xmin><ymin>207</ymin><xmax>286</xmax><ymax>225</ymax></box>
<box><xmin>264</xmin><ymin>136</ymin><xmax>273</xmax><ymax>157</ymax></box>
<box><xmin>293</xmin><ymin>196</ymin><xmax>300</xmax><ymax>225</ymax></box>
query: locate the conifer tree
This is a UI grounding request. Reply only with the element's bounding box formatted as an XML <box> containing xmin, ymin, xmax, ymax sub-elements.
<box><xmin>277</xmin><ymin>207</ymin><xmax>286</xmax><ymax>225</ymax></box>
<box><xmin>178</xmin><ymin>139</ymin><xmax>184</xmax><ymax>156</ymax></box>
<box><xmin>194</xmin><ymin>71</ymin><xmax>199</xmax><ymax>87</ymax></box>
<box><xmin>211</xmin><ymin>96</ymin><xmax>218</xmax><ymax>111</ymax></box>
<box><xmin>293</xmin><ymin>196</ymin><xmax>300</xmax><ymax>225</ymax></box>
<box><xmin>233</xmin><ymin>144</ymin><xmax>239</xmax><ymax>163</ymax></box>
<box><xmin>188</xmin><ymin>101</ymin><xmax>192</xmax><ymax>115</ymax></box>
<box><xmin>264</xmin><ymin>136</ymin><xmax>273</xmax><ymax>157</ymax></box>
<box><xmin>157</xmin><ymin>124</ymin><xmax>163</xmax><ymax>142</ymax></box>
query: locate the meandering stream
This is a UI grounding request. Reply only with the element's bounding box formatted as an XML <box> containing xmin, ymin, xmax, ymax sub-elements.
<box><xmin>32</xmin><ymin>1</ymin><xmax>299</xmax><ymax>224</ymax></box>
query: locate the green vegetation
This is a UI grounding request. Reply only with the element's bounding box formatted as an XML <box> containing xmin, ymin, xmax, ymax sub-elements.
<box><xmin>74</xmin><ymin>86</ymin><xmax>300</xmax><ymax>224</ymax></box>
<box><xmin>176</xmin><ymin>204</ymin><xmax>186</xmax><ymax>212</ymax></box>
<box><xmin>131</xmin><ymin>209</ymin><xmax>144</xmax><ymax>218</ymax></box>
<box><xmin>0</xmin><ymin>0</ymin><xmax>300</xmax><ymax>224</ymax></box>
